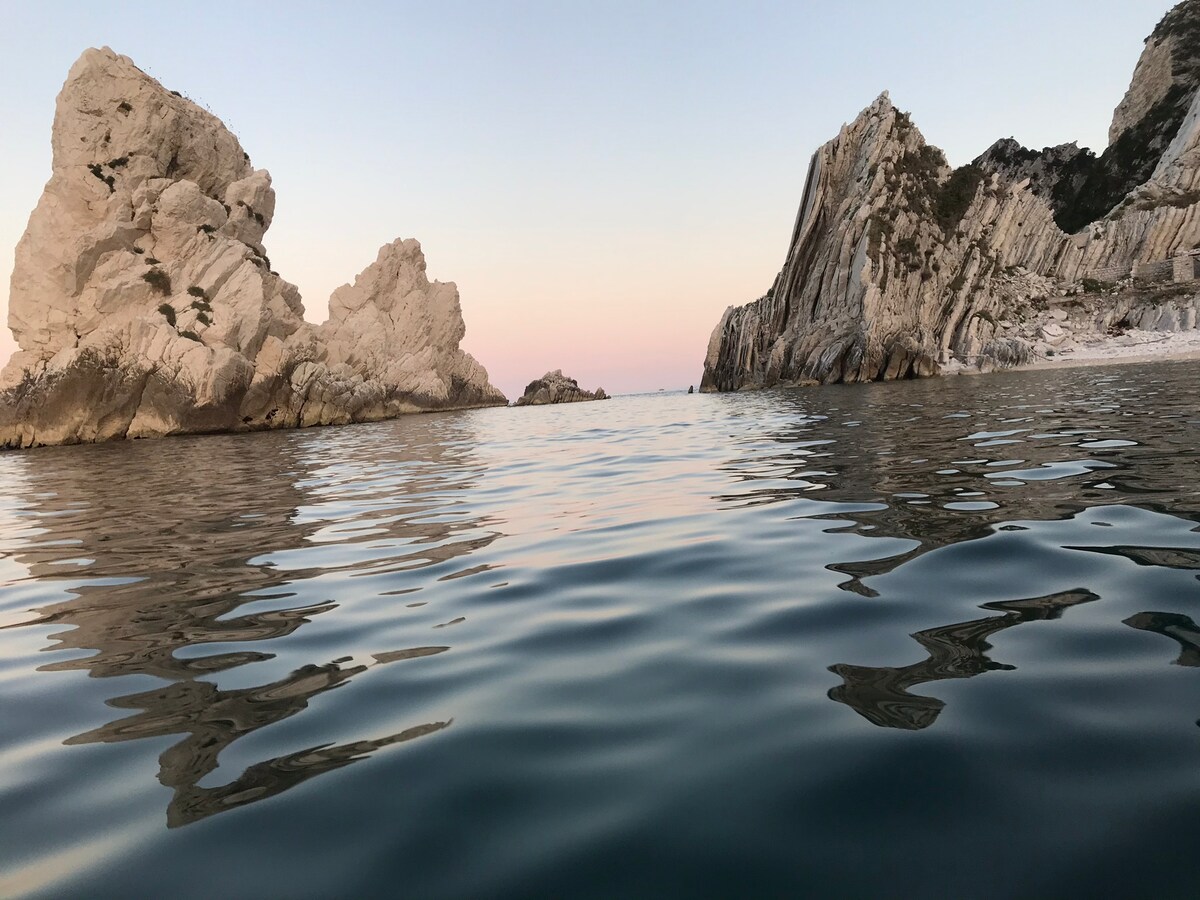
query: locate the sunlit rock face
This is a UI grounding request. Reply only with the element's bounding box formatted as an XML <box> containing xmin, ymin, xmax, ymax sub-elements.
<box><xmin>0</xmin><ymin>47</ymin><xmax>505</xmax><ymax>448</ymax></box>
<box><xmin>702</xmin><ymin>0</ymin><xmax>1200</xmax><ymax>392</ymax></box>
<box><xmin>513</xmin><ymin>370</ymin><xmax>608</xmax><ymax>406</ymax></box>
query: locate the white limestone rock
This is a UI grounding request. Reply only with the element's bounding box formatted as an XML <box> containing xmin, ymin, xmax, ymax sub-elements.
<box><xmin>1040</xmin><ymin>322</ymin><xmax>1066</xmax><ymax>345</ymax></box>
<box><xmin>0</xmin><ymin>47</ymin><xmax>505</xmax><ymax>448</ymax></box>
<box><xmin>321</xmin><ymin>239</ymin><xmax>504</xmax><ymax>410</ymax></box>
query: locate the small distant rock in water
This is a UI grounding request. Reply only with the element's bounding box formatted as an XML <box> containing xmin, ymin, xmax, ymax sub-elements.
<box><xmin>514</xmin><ymin>370</ymin><xmax>608</xmax><ymax>406</ymax></box>
<box><xmin>688</xmin><ymin>385</ymin><xmax>694</xmax><ymax>394</ymax></box>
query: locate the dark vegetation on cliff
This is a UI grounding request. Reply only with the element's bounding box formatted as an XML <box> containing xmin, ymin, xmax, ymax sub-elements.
<box><xmin>869</xmin><ymin>117</ymin><xmax>987</xmax><ymax>281</ymax></box>
<box><xmin>1052</xmin><ymin>85</ymin><xmax>1194</xmax><ymax>233</ymax></box>
<box><xmin>886</xmin><ymin>117</ymin><xmax>987</xmax><ymax>234</ymax></box>
<box><xmin>979</xmin><ymin>2</ymin><xmax>1200</xmax><ymax>234</ymax></box>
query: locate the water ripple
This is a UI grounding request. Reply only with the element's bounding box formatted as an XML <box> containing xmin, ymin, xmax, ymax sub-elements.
<box><xmin>2</xmin><ymin>362</ymin><xmax>1200</xmax><ymax>897</ymax></box>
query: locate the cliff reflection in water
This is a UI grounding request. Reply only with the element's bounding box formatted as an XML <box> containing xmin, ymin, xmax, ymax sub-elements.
<box><xmin>1</xmin><ymin>419</ymin><xmax>493</xmax><ymax>826</ymax></box>
<box><xmin>714</xmin><ymin>366</ymin><xmax>1200</xmax><ymax>728</ymax></box>
<box><xmin>829</xmin><ymin>590</ymin><xmax>1099</xmax><ymax>730</ymax></box>
<box><xmin>718</xmin><ymin>367</ymin><xmax>1200</xmax><ymax>580</ymax></box>
<box><xmin>1124</xmin><ymin>612</ymin><xmax>1200</xmax><ymax>669</ymax></box>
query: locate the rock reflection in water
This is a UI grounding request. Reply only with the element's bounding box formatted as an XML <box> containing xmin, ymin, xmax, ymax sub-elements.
<box><xmin>1076</xmin><ymin>546</ymin><xmax>1200</xmax><ymax>572</ymax></box>
<box><xmin>67</xmin><ymin>657</ymin><xmax>450</xmax><ymax>826</ymax></box>
<box><xmin>717</xmin><ymin>367</ymin><xmax>1200</xmax><ymax>593</ymax></box>
<box><xmin>1124</xmin><ymin>612</ymin><xmax>1200</xmax><ymax>669</ymax></box>
<box><xmin>0</xmin><ymin>419</ymin><xmax>492</xmax><ymax>827</ymax></box>
<box><xmin>829</xmin><ymin>589</ymin><xmax>1099</xmax><ymax>730</ymax></box>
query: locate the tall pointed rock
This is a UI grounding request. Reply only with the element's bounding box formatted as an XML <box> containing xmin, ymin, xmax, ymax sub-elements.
<box><xmin>0</xmin><ymin>48</ymin><xmax>504</xmax><ymax>448</ymax></box>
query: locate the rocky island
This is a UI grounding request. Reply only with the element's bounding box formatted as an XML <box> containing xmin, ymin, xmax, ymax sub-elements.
<box><xmin>514</xmin><ymin>370</ymin><xmax>608</xmax><ymax>406</ymax></box>
<box><xmin>702</xmin><ymin>1</ymin><xmax>1200</xmax><ymax>391</ymax></box>
<box><xmin>0</xmin><ymin>48</ymin><xmax>505</xmax><ymax>449</ymax></box>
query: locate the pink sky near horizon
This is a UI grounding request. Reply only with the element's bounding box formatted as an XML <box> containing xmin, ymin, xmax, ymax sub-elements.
<box><xmin>0</xmin><ymin>1</ymin><xmax>1164</xmax><ymax>400</ymax></box>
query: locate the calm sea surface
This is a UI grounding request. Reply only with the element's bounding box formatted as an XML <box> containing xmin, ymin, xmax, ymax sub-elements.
<box><xmin>3</xmin><ymin>362</ymin><xmax>1200</xmax><ymax>897</ymax></box>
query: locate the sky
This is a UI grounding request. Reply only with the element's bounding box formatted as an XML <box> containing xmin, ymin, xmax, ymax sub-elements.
<box><xmin>0</xmin><ymin>0</ymin><xmax>1172</xmax><ymax>397</ymax></box>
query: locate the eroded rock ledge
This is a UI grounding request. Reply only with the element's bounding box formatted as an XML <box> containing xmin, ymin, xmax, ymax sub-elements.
<box><xmin>513</xmin><ymin>370</ymin><xmax>608</xmax><ymax>406</ymax></box>
<box><xmin>702</xmin><ymin>0</ymin><xmax>1200</xmax><ymax>392</ymax></box>
<box><xmin>0</xmin><ymin>48</ymin><xmax>505</xmax><ymax>449</ymax></box>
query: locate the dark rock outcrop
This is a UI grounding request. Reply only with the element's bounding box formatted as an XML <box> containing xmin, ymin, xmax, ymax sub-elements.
<box><xmin>513</xmin><ymin>370</ymin><xmax>608</xmax><ymax>406</ymax></box>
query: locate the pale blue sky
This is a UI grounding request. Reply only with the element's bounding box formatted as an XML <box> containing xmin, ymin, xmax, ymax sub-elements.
<box><xmin>0</xmin><ymin>1</ymin><xmax>1171</xmax><ymax>395</ymax></box>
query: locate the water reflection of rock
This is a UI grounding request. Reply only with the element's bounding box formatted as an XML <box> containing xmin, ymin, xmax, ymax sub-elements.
<box><xmin>66</xmin><ymin>658</ymin><xmax>450</xmax><ymax>826</ymax></box>
<box><xmin>1124</xmin><ymin>612</ymin><xmax>1200</xmax><ymax>668</ymax></box>
<box><xmin>829</xmin><ymin>589</ymin><xmax>1098</xmax><ymax>730</ymax></box>
<box><xmin>717</xmin><ymin>368</ymin><xmax>1200</xmax><ymax>591</ymax></box>
<box><xmin>1076</xmin><ymin>546</ymin><xmax>1200</xmax><ymax>572</ymax></box>
<box><xmin>0</xmin><ymin>418</ymin><xmax>492</xmax><ymax>826</ymax></box>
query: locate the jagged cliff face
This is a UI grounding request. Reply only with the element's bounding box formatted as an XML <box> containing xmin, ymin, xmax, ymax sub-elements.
<box><xmin>703</xmin><ymin>0</ymin><xmax>1200</xmax><ymax>392</ymax></box>
<box><xmin>0</xmin><ymin>48</ymin><xmax>505</xmax><ymax>448</ymax></box>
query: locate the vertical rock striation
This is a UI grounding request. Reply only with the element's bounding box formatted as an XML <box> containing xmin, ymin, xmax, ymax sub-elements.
<box><xmin>0</xmin><ymin>48</ymin><xmax>505</xmax><ymax>448</ymax></box>
<box><xmin>702</xmin><ymin>1</ymin><xmax>1200</xmax><ymax>392</ymax></box>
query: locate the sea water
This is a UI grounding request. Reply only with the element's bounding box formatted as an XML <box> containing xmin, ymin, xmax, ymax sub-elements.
<box><xmin>2</xmin><ymin>361</ymin><xmax>1200</xmax><ymax>897</ymax></box>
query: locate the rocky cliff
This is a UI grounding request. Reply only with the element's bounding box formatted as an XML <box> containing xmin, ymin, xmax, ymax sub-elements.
<box><xmin>0</xmin><ymin>48</ymin><xmax>505</xmax><ymax>448</ymax></box>
<box><xmin>702</xmin><ymin>1</ymin><xmax>1200</xmax><ymax>392</ymax></box>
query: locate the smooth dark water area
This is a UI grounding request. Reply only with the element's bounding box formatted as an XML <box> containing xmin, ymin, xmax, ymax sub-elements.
<box><xmin>2</xmin><ymin>361</ymin><xmax>1200</xmax><ymax>898</ymax></box>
